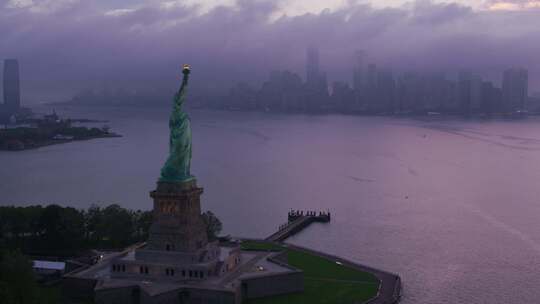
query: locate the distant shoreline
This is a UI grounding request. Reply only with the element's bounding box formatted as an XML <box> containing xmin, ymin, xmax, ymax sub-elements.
<box><xmin>0</xmin><ymin>133</ymin><xmax>122</xmax><ymax>152</ymax></box>
<box><xmin>46</xmin><ymin>102</ymin><xmax>537</xmax><ymax>121</ymax></box>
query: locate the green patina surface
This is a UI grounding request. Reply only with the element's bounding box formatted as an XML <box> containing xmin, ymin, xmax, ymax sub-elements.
<box><xmin>159</xmin><ymin>65</ymin><xmax>194</xmax><ymax>183</ymax></box>
<box><xmin>241</xmin><ymin>241</ymin><xmax>380</xmax><ymax>304</ymax></box>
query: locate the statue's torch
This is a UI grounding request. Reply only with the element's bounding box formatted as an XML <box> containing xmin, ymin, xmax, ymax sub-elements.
<box><xmin>182</xmin><ymin>64</ymin><xmax>191</xmax><ymax>75</ymax></box>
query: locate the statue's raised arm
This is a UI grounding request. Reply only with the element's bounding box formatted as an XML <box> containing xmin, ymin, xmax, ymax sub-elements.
<box><xmin>159</xmin><ymin>64</ymin><xmax>194</xmax><ymax>183</ymax></box>
<box><xmin>173</xmin><ymin>64</ymin><xmax>191</xmax><ymax>111</ymax></box>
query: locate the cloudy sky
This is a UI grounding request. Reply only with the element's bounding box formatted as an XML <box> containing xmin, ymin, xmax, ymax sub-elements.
<box><xmin>0</xmin><ymin>0</ymin><xmax>539</xmax><ymax>103</ymax></box>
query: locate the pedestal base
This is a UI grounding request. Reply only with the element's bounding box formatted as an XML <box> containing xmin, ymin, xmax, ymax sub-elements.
<box><xmin>146</xmin><ymin>179</ymin><xmax>208</xmax><ymax>253</ymax></box>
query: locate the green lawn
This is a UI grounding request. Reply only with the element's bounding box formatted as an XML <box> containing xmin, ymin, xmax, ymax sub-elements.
<box><xmin>242</xmin><ymin>241</ymin><xmax>380</xmax><ymax>304</ymax></box>
<box><xmin>240</xmin><ymin>240</ymin><xmax>285</xmax><ymax>251</ymax></box>
<box><xmin>286</xmin><ymin>250</ymin><xmax>379</xmax><ymax>283</ymax></box>
<box><xmin>245</xmin><ymin>279</ymin><xmax>379</xmax><ymax>304</ymax></box>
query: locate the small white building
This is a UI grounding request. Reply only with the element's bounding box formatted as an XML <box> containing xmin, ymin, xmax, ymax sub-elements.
<box><xmin>33</xmin><ymin>260</ymin><xmax>66</xmax><ymax>277</ymax></box>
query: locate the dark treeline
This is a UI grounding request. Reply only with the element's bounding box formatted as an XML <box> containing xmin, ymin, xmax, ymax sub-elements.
<box><xmin>0</xmin><ymin>204</ymin><xmax>152</xmax><ymax>257</ymax></box>
<box><xmin>0</xmin><ymin>204</ymin><xmax>223</xmax><ymax>258</ymax></box>
<box><xmin>0</xmin><ymin>204</ymin><xmax>222</xmax><ymax>304</ymax></box>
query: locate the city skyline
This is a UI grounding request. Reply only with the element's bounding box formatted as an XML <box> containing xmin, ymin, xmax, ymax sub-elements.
<box><xmin>214</xmin><ymin>47</ymin><xmax>532</xmax><ymax>115</ymax></box>
<box><xmin>1</xmin><ymin>0</ymin><xmax>539</xmax><ymax>103</ymax></box>
<box><xmin>61</xmin><ymin>44</ymin><xmax>535</xmax><ymax>116</ymax></box>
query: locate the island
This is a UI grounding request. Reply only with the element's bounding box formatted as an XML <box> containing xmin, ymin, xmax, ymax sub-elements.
<box><xmin>0</xmin><ymin>111</ymin><xmax>121</xmax><ymax>151</ymax></box>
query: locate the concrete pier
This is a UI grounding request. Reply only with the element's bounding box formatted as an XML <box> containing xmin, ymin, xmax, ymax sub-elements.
<box><xmin>266</xmin><ymin>210</ymin><xmax>331</xmax><ymax>242</ymax></box>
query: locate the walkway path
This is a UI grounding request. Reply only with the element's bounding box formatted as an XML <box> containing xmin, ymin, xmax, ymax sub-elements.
<box><xmin>216</xmin><ymin>252</ymin><xmax>268</xmax><ymax>285</ymax></box>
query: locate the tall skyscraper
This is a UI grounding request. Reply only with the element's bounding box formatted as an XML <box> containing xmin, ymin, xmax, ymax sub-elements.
<box><xmin>3</xmin><ymin>59</ymin><xmax>21</xmax><ymax>113</ymax></box>
<box><xmin>376</xmin><ymin>68</ymin><xmax>396</xmax><ymax>112</ymax></box>
<box><xmin>306</xmin><ymin>46</ymin><xmax>319</xmax><ymax>85</ymax></box>
<box><xmin>502</xmin><ymin>68</ymin><xmax>528</xmax><ymax>111</ymax></box>
<box><xmin>457</xmin><ymin>70</ymin><xmax>472</xmax><ymax>114</ymax></box>
<box><xmin>366</xmin><ymin>64</ymin><xmax>377</xmax><ymax>88</ymax></box>
<box><xmin>470</xmin><ymin>75</ymin><xmax>483</xmax><ymax>111</ymax></box>
<box><xmin>481</xmin><ymin>81</ymin><xmax>503</xmax><ymax>113</ymax></box>
<box><xmin>304</xmin><ymin>46</ymin><xmax>329</xmax><ymax>111</ymax></box>
<box><xmin>353</xmin><ymin>50</ymin><xmax>366</xmax><ymax>92</ymax></box>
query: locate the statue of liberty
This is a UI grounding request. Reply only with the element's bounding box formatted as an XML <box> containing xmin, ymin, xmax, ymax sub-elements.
<box><xmin>159</xmin><ymin>64</ymin><xmax>194</xmax><ymax>183</ymax></box>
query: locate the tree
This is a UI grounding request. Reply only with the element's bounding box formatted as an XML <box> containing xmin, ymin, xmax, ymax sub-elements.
<box><xmin>38</xmin><ymin>205</ymin><xmax>85</xmax><ymax>254</ymax></box>
<box><xmin>95</xmin><ymin>204</ymin><xmax>135</xmax><ymax>248</ymax></box>
<box><xmin>25</xmin><ymin>205</ymin><xmax>44</xmax><ymax>238</ymax></box>
<box><xmin>201</xmin><ymin>211</ymin><xmax>222</xmax><ymax>241</ymax></box>
<box><xmin>0</xmin><ymin>206</ymin><xmax>43</xmax><ymax>253</ymax></box>
<box><xmin>84</xmin><ymin>204</ymin><xmax>102</xmax><ymax>243</ymax></box>
<box><xmin>3</xmin><ymin>207</ymin><xmax>28</xmax><ymax>239</ymax></box>
<box><xmin>132</xmin><ymin>210</ymin><xmax>153</xmax><ymax>241</ymax></box>
<box><xmin>1</xmin><ymin>204</ymin><xmax>155</xmax><ymax>253</ymax></box>
<box><xmin>0</xmin><ymin>250</ymin><xmax>38</xmax><ymax>304</ymax></box>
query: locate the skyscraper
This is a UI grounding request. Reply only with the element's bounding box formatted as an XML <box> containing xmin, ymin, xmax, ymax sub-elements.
<box><xmin>306</xmin><ymin>46</ymin><xmax>319</xmax><ymax>85</ymax></box>
<box><xmin>502</xmin><ymin>68</ymin><xmax>528</xmax><ymax>111</ymax></box>
<box><xmin>376</xmin><ymin>68</ymin><xmax>396</xmax><ymax>113</ymax></box>
<box><xmin>3</xmin><ymin>59</ymin><xmax>21</xmax><ymax>114</ymax></box>
<box><xmin>366</xmin><ymin>64</ymin><xmax>377</xmax><ymax>88</ymax></box>
<box><xmin>304</xmin><ymin>47</ymin><xmax>329</xmax><ymax>111</ymax></box>
<box><xmin>353</xmin><ymin>50</ymin><xmax>366</xmax><ymax>92</ymax></box>
<box><xmin>457</xmin><ymin>70</ymin><xmax>472</xmax><ymax>114</ymax></box>
<box><xmin>470</xmin><ymin>75</ymin><xmax>483</xmax><ymax>112</ymax></box>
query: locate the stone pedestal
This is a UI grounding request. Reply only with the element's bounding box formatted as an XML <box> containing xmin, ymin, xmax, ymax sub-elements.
<box><xmin>146</xmin><ymin>179</ymin><xmax>208</xmax><ymax>253</ymax></box>
<box><xmin>110</xmin><ymin>179</ymin><xmax>242</xmax><ymax>283</ymax></box>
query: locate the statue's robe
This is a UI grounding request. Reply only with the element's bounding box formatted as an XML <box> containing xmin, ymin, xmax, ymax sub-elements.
<box><xmin>160</xmin><ymin>73</ymin><xmax>193</xmax><ymax>182</ymax></box>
